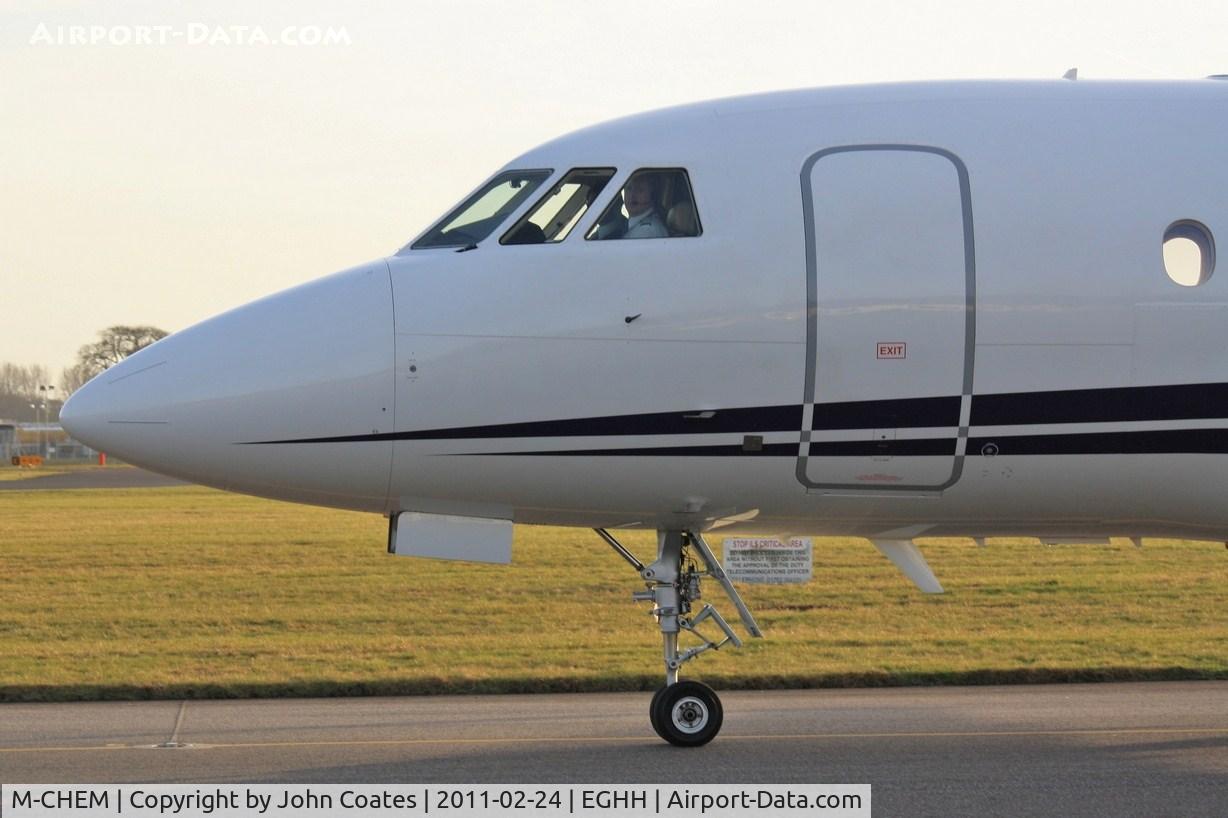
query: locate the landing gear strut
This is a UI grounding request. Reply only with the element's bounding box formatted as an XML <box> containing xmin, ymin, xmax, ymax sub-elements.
<box><xmin>596</xmin><ymin>528</ymin><xmax>762</xmax><ymax>746</ymax></box>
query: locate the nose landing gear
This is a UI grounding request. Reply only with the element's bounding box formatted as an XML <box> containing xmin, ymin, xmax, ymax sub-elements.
<box><xmin>596</xmin><ymin>528</ymin><xmax>762</xmax><ymax>746</ymax></box>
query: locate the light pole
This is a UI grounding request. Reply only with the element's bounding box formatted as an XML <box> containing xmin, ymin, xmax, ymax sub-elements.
<box><xmin>38</xmin><ymin>385</ymin><xmax>55</xmax><ymax>458</ymax></box>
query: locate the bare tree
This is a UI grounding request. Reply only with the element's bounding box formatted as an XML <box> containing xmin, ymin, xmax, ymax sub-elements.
<box><xmin>0</xmin><ymin>363</ymin><xmax>55</xmax><ymax>421</ymax></box>
<box><xmin>60</xmin><ymin>362</ymin><xmax>93</xmax><ymax>395</ymax></box>
<box><xmin>0</xmin><ymin>363</ymin><xmax>52</xmax><ymax>400</ymax></box>
<box><xmin>61</xmin><ymin>325</ymin><xmax>169</xmax><ymax>395</ymax></box>
<box><xmin>2</xmin><ymin>327</ymin><xmax>168</xmax><ymax>415</ymax></box>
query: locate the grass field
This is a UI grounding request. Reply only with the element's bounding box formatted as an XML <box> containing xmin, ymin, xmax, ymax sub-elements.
<box><xmin>2</xmin><ymin>485</ymin><xmax>1227</xmax><ymax>702</ymax></box>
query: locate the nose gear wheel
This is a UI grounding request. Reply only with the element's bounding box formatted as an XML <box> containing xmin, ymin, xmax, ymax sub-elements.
<box><xmin>652</xmin><ymin>680</ymin><xmax>723</xmax><ymax>746</ymax></box>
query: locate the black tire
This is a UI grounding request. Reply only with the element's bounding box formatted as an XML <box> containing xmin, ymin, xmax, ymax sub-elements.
<box><xmin>651</xmin><ymin>680</ymin><xmax>723</xmax><ymax>747</ymax></box>
<box><xmin>649</xmin><ymin>685</ymin><xmax>669</xmax><ymax>739</ymax></box>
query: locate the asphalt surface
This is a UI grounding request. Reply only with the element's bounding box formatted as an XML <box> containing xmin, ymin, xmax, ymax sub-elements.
<box><xmin>0</xmin><ymin>467</ymin><xmax>187</xmax><ymax>490</ymax></box>
<box><xmin>1</xmin><ymin>682</ymin><xmax>1225</xmax><ymax>816</ymax></box>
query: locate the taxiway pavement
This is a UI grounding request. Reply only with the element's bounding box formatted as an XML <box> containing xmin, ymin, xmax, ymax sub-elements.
<box><xmin>2</xmin><ymin>682</ymin><xmax>1226</xmax><ymax>816</ymax></box>
<box><xmin>0</xmin><ymin>467</ymin><xmax>187</xmax><ymax>491</ymax></box>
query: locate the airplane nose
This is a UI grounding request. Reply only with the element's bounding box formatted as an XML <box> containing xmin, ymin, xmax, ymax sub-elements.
<box><xmin>58</xmin><ymin>369</ymin><xmax>118</xmax><ymax>451</ymax></box>
<box><xmin>59</xmin><ymin>348</ymin><xmax>180</xmax><ymax>458</ymax></box>
<box><xmin>61</xmin><ymin>261</ymin><xmax>396</xmax><ymax>512</ymax></box>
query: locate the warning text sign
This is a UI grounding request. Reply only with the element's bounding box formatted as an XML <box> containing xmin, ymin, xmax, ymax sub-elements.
<box><xmin>723</xmin><ymin>538</ymin><xmax>813</xmax><ymax>584</ymax></box>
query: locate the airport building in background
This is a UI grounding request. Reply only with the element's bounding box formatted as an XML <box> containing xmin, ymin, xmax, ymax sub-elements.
<box><xmin>0</xmin><ymin>422</ymin><xmax>95</xmax><ymax>462</ymax></box>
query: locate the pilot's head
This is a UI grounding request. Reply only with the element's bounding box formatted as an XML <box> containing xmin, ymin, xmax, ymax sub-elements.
<box><xmin>622</xmin><ymin>174</ymin><xmax>657</xmax><ymax>217</ymax></box>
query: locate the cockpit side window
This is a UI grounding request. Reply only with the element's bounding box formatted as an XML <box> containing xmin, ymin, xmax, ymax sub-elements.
<box><xmin>586</xmin><ymin>168</ymin><xmax>701</xmax><ymax>240</ymax></box>
<box><xmin>410</xmin><ymin>169</ymin><xmax>552</xmax><ymax>249</ymax></box>
<box><xmin>500</xmin><ymin>168</ymin><xmax>616</xmax><ymax>245</ymax></box>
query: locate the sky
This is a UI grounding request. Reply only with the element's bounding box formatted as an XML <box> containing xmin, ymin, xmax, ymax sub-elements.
<box><xmin>3</xmin><ymin>0</ymin><xmax>1227</xmax><ymax>380</ymax></box>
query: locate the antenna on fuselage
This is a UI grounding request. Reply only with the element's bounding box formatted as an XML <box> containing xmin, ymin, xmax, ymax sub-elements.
<box><xmin>1062</xmin><ymin>67</ymin><xmax>1078</xmax><ymax>80</ymax></box>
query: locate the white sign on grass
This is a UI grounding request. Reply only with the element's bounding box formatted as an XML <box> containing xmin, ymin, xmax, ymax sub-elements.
<box><xmin>723</xmin><ymin>537</ymin><xmax>813</xmax><ymax>583</ymax></box>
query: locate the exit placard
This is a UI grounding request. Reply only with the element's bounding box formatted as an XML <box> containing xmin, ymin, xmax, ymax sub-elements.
<box><xmin>877</xmin><ymin>342</ymin><xmax>906</xmax><ymax>359</ymax></box>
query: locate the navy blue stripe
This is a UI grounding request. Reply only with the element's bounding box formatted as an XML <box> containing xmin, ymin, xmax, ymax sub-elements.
<box><xmin>809</xmin><ymin>438</ymin><xmax>956</xmax><ymax>457</ymax></box>
<box><xmin>245</xmin><ymin>405</ymin><xmax>802</xmax><ymax>445</ymax></box>
<box><xmin>461</xmin><ymin>442</ymin><xmax>957</xmax><ymax>454</ymax></box>
<box><xmin>463</xmin><ymin>430</ymin><xmax>1228</xmax><ymax>457</ymax></box>
<box><xmin>242</xmin><ymin>381</ymin><xmax>1228</xmax><ymax>446</ymax></box>
<box><xmin>464</xmin><ymin>440</ymin><xmax>954</xmax><ymax>457</ymax></box>
<box><xmin>459</xmin><ymin>443</ymin><xmax>800</xmax><ymax>457</ymax></box>
<box><xmin>970</xmin><ymin>382</ymin><xmax>1228</xmax><ymax>426</ymax></box>
<box><xmin>968</xmin><ymin>428</ymin><xmax>1228</xmax><ymax>456</ymax></box>
<box><xmin>243</xmin><ymin>396</ymin><xmax>953</xmax><ymax>446</ymax></box>
<box><xmin>812</xmin><ymin>395</ymin><xmax>960</xmax><ymax>430</ymax></box>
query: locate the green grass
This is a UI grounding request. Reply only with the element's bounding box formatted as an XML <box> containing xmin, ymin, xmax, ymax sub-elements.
<box><xmin>1</xmin><ymin>486</ymin><xmax>1226</xmax><ymax>702</ymax></box>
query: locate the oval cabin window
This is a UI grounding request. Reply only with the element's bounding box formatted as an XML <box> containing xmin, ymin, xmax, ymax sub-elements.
<box><xmin>1163</xmin><ymin>220</ymin><xmax>1215</xmax><ymax>287</ymax></box>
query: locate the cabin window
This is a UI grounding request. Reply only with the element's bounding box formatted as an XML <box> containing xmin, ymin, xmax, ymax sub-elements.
<box><xmin>586</xmin><ymin>168</ymin><xmax>702</xmax><ymax>240</ymax></box>
<box><xmin>1163</xmin><ymin>220</ymin><xmax>1215</xmax><ymax>286</ymax></box>
<box><xmin>500</xmin><ymin>168</ymin><xmax>616</xmax><ymax>244</ymax></box>
<box><xmin>411</xmin><ymin>169</ymin><xmax>552</xmax><ymax>249</ymax></box>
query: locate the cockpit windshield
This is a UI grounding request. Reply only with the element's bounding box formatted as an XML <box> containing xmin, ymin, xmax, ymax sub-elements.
<box><xmin>410</xmin><ymin>169</ymin><xmax>552</xmax><ymax>249</ymax></box>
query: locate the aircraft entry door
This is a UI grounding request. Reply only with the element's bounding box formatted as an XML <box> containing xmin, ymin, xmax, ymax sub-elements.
<box><xmin>797</xmin><ymin>145</ymin><xmax>976</xmax><ymax>493</ymax></box>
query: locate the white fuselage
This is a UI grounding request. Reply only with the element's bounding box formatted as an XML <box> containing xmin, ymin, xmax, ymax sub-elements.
<box><xmin>62</xmin><ymin>79</ymin><xmax>1228</xmax><ymax>541</ymax></box>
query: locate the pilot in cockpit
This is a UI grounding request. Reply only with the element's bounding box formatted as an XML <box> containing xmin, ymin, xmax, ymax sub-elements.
<box><xmin>588</xmin><ymin>168</ymin><xmax>701</xmax><ymax>241</ymax></box>
<box><xmin>619</xmin><ymin>174</ymin><xmax>669</xmax><ymax>239</ymax></box>
<box><xmin>594</xmin><ymin>172</ymin><xmax>667</xmax><ymax>239</ymax></box>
